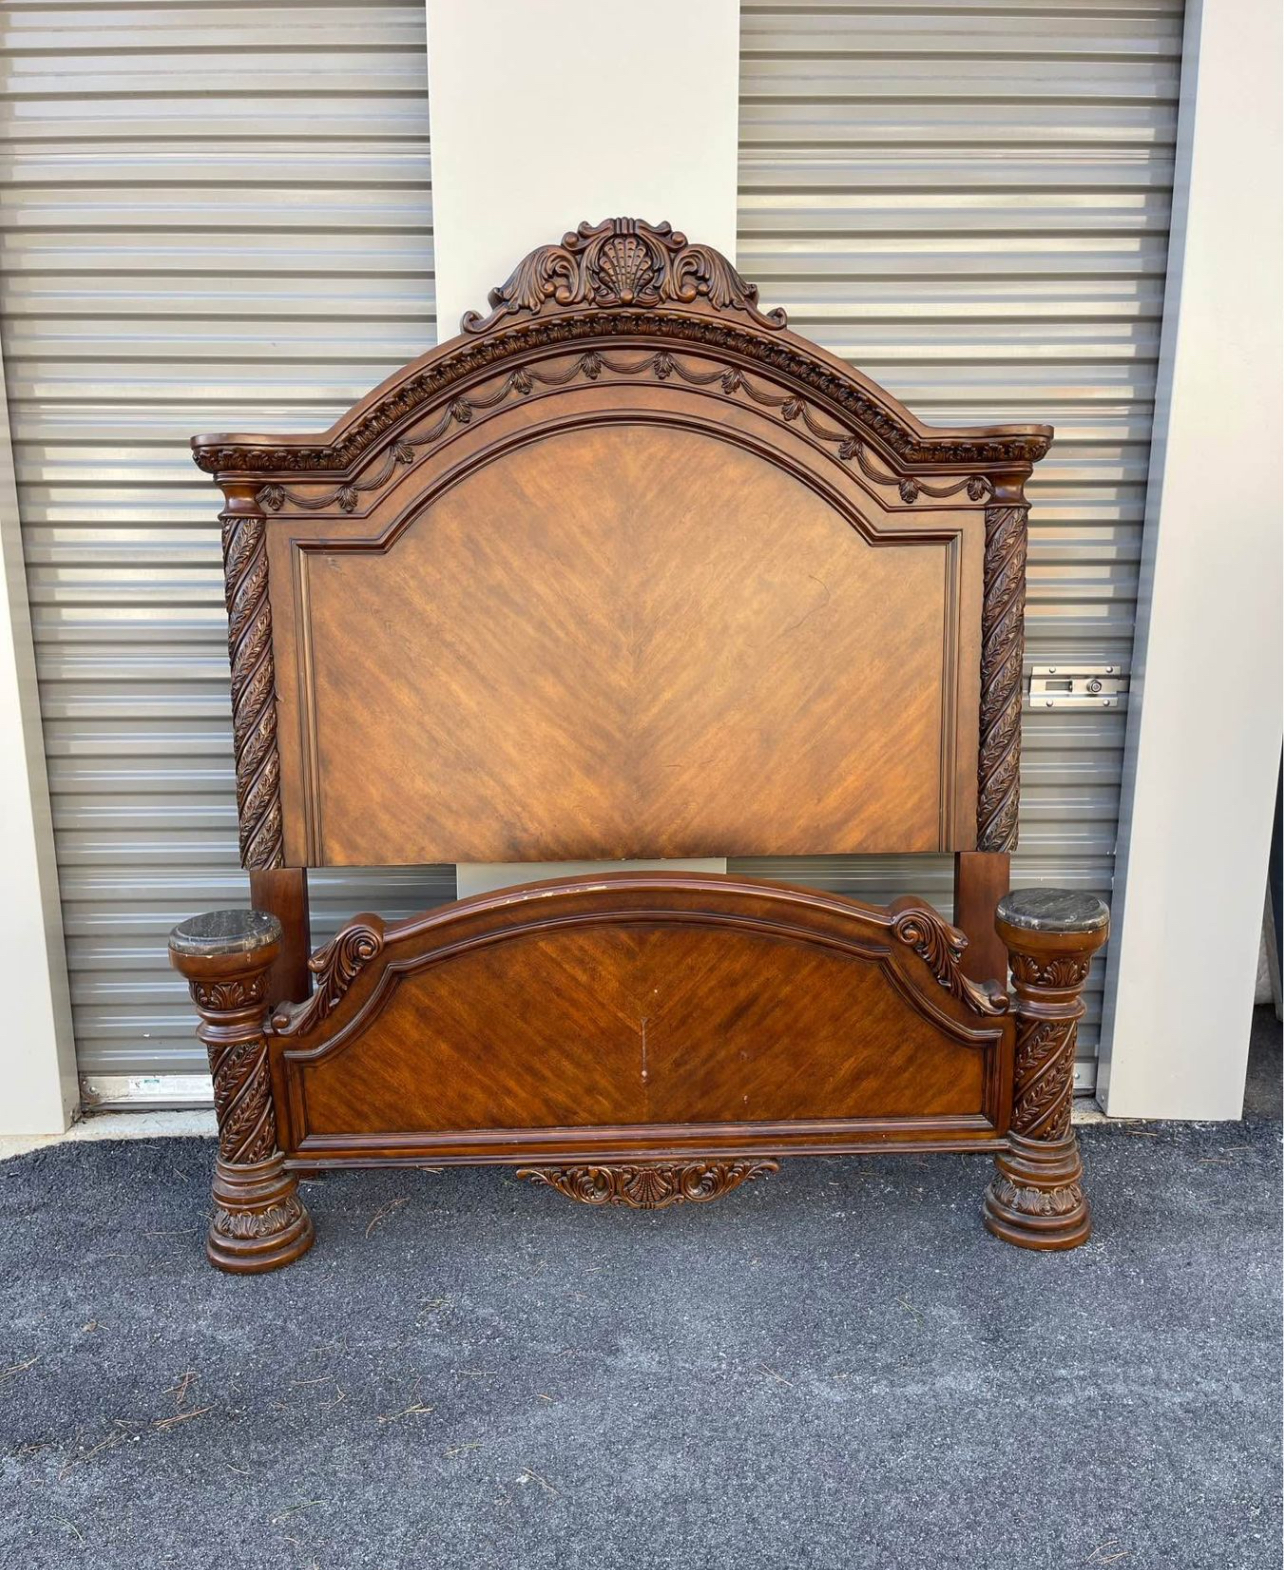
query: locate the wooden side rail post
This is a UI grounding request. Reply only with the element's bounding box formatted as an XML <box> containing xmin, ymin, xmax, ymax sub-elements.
<box><xmin>983</xmin><ymin>889</ymin><xmax>1110</xmax><ymax>1250</ymax></box>
<box><xmin>168</xmin><ymin>910</ymin><xmax>314</xmax><ymax>1274</ymax></box>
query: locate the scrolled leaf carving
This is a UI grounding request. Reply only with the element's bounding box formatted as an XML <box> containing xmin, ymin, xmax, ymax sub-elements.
<box><xmin>463</xmin><ymin>218</ymin><xmax>788</xmax><ymax>335</ymax></box>
<box><xmin>890</xmin><ymin>907</ymin><xmax>1009</xmax><ymax>1015</ymax></box>
<box><xmin>1010</xmin><ymin>953</ymin><xmax>1093</xmax><ymax>989</ymax></box>
<box><xmin>516</xmin><ymin>1160</ymin><xmax>781</xmax><ymax>1211</ymax></box>
<box><xmin>272</xmin><ymin>920</ymin><xmax>385</xmax><ymax>1035</ymax></box>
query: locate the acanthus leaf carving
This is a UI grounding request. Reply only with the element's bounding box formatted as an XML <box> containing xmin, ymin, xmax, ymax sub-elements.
<box><xmin>988</xmin><ymin>1172</ymin><xmax>1084</xmax><ymax>1217</ymax></box>
<box><xmin>206</xmin><ymin>1036</ymin><xmax>277</xmax><ymax>1166</ymax></box>
<box><xmin>1010</xmin><ymin>1018</ymin><xmax>1077</xmax><ymax>1141</ymax></box>
<box><xmin>212</xmin><ymin>1193</ymin><xmax>305</xmax><ymax>1240</ymax></box>
<box><xmin>890</xmin><ymin>907</ymin><xmax>1009</xmax><ymax>1015</ymax></box>
<box><xmin>977</xmin><ymin>504</ymin><xmax>1027</xmax><ymax>852</ymax></box>
<box><xmin>1010</xmin><ymin>953</ymin><xmax>1093</xmax><ymax>989</ymax></box>
<box><xmin>463</xmin><ymin>218</ymin><xmax>788</xmax><ymax>335</ymax></box>
<box><xmin>221</xmin><ymin>512</ymin><xmax>284</xmax><ymax>871</ymax></box>
<box><xmin>272</xmin><ymin>920</ymin><xmax>385</xmax><ymax>1036</ymax></box>
<box><xmin>190</xmin><ymin>973</ymin><xmax>270</xmax><ymax>1013</ymax></box>
<box><xmin>516</xmin><ymin>1160</ymin><xmax>781</xmax><ymax>1210</ymax></box>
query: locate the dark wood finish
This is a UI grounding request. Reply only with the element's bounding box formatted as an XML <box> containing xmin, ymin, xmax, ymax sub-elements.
<box><xmin>977</xmin><ymin>500</ymin><xmax>1027</xmax><ymax>852</ymax></box>
<box><xmin>953</xmin><ymin>850</ymin><xmax>1011</xmax><ymax>985</ymax></box>
<box><xmin>168</xmin><ymin>219</ymin><xmax>1076</xmax><ymax>1270</ymax></box>
<box><xmin>283</xmin><ymin>418</ymin><xmax>977</xmax><ymax>863</ymax></box>
<box><xmin>517</xmin><ymin>1160</ymin><xmax>781</xmax><ymax>1209</ymax></box>
<box><xmin>983</xmin><ymin>893</ymin><xmax>1110</xmax><ymax>1250</ymax></box>
<box><xmin>167</xmin><ymin>914</ymin><xmax>313</xmax><ymax>1273</ymax></box>
<box><xmin>267</xmin><ymin>874</ymin><xmax>1012</xmax><ymax>1165</ymax></box>
<box><xmin>249</xmin><ymin>867</ymin><xmax>311</xmax><ymax>1005</ymax></box>
<box><xmin>192</xmin><ymin>218</ymin><xmax>1050</xmax><ymax>872</ymax></box>
<box><xmin>220</xmin><ymin>491</ymin><xmax>282</xmax><ymax>870</ymax></box>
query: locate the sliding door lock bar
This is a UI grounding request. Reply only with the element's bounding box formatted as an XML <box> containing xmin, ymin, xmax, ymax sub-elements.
<box><xmin>1029</xmin><ymin>666</ymin><xmax>1127</xmax><ymax>709</ymax></box>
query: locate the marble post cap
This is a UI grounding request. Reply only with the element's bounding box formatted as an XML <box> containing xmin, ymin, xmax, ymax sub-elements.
<box><xmin>169</xmin><ymin>908</ymin><xmax>282</xmax><ymax>957</ymax></box>
<box><xmin>996</xmin><ymin>888</ymin><xmax>1109</xmax><ymax>935</ymax></box>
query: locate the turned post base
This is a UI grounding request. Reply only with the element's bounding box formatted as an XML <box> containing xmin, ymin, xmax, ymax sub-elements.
<box><xmin>984</xmin><ymin>1132</ymin><xmax>1089</xmax><ymax>1251</ymax></box>
<box><xmin>208</xmin><ymin>1153</ymin><xmax>315</xmax><ymax>1274</ymax></box>
<box><xmin>986</xmin><ymin>887</ymin><xmax>1110</xmax><ymax>1253</ymax></box>
<box><xmin>169</xmin><ymin>909</ymin><xmax>314</xmax><ymax>1275</ymax></box>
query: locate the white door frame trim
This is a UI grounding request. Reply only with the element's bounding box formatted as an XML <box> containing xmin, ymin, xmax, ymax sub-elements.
<box><xmin>1098</xmin><ymin>0</ymin><xmax>1283</xmax><ymax>1118</ymax></box>
<box><xmin>424</xmin><ymin>0</ymin><xmax>740</xmax><ymax>335</ymax></box>
<box><xmin>0</xmin><ymin>328</ymin><xmax>78</xmax><ymax>1134</ymax></box>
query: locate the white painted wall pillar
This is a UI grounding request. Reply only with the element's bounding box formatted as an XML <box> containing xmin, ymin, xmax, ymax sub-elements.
<box><xmin>425</xmin><ymin>0</ymin><xmax>740</xmax><ymax>335</ymax></box>
<box><xmin>0</xmin><ymin>340</ymin><xmax>78</xmax><ymax>1134</ymax></box>
<box><xmin>425</xmin><ymin>0</ymin><xmax>741</xmax><ymax>895</ymax></box>
<box><xmin>1098</xmin><ymin>0</ymin><xmax>1283</xmax><ymax>1118</ymax></box>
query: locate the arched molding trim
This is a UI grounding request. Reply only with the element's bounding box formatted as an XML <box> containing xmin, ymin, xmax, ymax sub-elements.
<box><xmin>193</xmin><ymin>218</ymin><xmax>1052</xmax><ymax>488</ymax></box>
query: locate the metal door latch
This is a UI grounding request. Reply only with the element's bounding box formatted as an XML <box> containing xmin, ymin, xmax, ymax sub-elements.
<box><xmin>1028</xmin><ymin>665</ymin><xmax>1127</xmax><ymax>709</ymax></box>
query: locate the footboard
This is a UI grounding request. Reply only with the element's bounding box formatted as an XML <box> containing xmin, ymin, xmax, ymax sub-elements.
<box><xmin>267</xmin><ymin>874</ymin><xmax>1013</xmax><ymax>1164</ymax></box>
<box><xmin>169</xmin><ymin>878</ymin><xmax>1109</xmax><ymax>1270</ymax></box>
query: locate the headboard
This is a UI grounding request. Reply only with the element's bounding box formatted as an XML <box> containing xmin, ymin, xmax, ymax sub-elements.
<box><xmin>193</xmin><ymin>219</ymin><xmax>1050</xmax><ymax>872</ymax></box>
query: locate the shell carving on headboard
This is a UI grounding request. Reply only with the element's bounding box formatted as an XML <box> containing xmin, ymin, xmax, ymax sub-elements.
<box><xmin>461</xmin><ymin>216</ymin><xmax>788</xmax><ymax>334</ymax></box>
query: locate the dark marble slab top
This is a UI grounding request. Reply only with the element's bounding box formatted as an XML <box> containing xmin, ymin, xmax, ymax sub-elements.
<box><xmin>997</xmin><ymin>888</ymin><xmax>1109</xmax><ymax>934</ymax></box>
<box><xmin>169</xmin><ymin>908</ymin><xmax>282</xmax><ymax>957</ymax></box>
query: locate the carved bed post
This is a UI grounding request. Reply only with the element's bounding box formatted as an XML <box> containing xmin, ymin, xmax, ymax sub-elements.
<box><xmin>983</xmin><ymin>890</ymin><xmax>1110</xmax><ymax>1250</ymax></box>
<box><xmin>220</xmin><ymin>485</ymin><xmax>313</xmax><ymax>1008</ymax></box>
<box><xmin>977</xmin><ymin>498</ymin><xmax>1027</xmax><ymax>858</ymax></box>
<box><xmin>168</xmin><ymin>911</ymin><xmax>314</xmax><ymax>1273</ymax></box>
<box><xmin>954</xmin><ymin>488</ymin><xmax>1029</xmax><ymax>985</ymax></box>
<box><xmin>220</xmin><ymin>485</ymin><xmax>283</xmax><ymax>873</ymax></box>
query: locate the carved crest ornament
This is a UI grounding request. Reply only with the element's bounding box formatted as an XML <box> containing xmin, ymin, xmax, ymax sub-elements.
<box><xmin>464</xmin><ymin>216</ymin><xmax>788</xmax><ymax>332</ymax></box>
<box><xmin>193</xmin><ymin>218</ymin><xmax>1048</xmax><ymax>480</ymax></box>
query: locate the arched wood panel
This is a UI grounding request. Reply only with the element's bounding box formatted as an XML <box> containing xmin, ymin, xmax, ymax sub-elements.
<box><xmin>274</xmin><ymin>401</ymin><xmax>982</xmax><ymax>865</ymax></box>
<box><xmin>195</xmin><ymin>219</ymin><xmax>1050</xmax><ymax>872</ymax></box>
<box><xmin>268</xmin><ymin>874</ymin><xmax>1013</xmax><ymax>1162</ymax></box>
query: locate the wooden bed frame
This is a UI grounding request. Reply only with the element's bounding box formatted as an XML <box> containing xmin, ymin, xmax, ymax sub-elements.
<box><xmin>170</xmin><ymin>218</ymin><xmax>1109</xmax><ymax>1272</ymax></box>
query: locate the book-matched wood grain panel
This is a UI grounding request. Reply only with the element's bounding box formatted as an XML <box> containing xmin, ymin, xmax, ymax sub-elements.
<box><xmin>272</xmin><ymin>874</ymin><xmax>1009</xmax><ymax>1149</ymax></box>
<box><xmin>298</xmin><ymin>923</ymin><xmax>987</xmax><ymax>1134</ymax></box>
<box><xmin>293</xmin><ymin>421</ymin><xmax>962</xmax><ymax>864</ymax></box>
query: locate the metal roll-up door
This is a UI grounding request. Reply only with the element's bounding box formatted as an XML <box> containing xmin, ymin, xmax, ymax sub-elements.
<box><xmin>735</xmin><ymin>0</ymin><xmax>1184</xmax><ymax>1090</ymax></box>
<box><xmin>1</xmin><ymin>1</ymin><xmax>1182</xmax><ymax>1103</ymax></box>
<box><xmin>0</xmin><ymin>2</ymin><xmax>446</xmax><ymax>1097</ymax></box>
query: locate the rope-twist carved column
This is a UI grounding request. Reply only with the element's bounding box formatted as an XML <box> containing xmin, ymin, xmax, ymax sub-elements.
<box><xmin>221</xmin><ymin>505</ymin><xmax>284</xmax><ymax>870</ymax></box>
<box><xmin>168</xmin><ymin>911</ymin><xmax>313</xmax><ymax>1273</ymax></box>
<box><xmin>978</xmin><ymin>503</ymin><xmax>1027</xmax><ymax>852</ymax></box>
<box><xmin>983</xmin><ymin>889</ymin><xmax>1110</xmax><ymax>1250</ymax></box>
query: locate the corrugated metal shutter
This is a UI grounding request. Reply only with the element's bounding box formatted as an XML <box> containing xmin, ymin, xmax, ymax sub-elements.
<box><xmin>1</xmin><ymin>1</ymin><xmax>1181</xmax><ymax>1095</ymax></box>
<box><xmin>0</xmin><ymin>1</ymin><xmax>446</xmax><ymax>1082</ymax></box>
<box><xmin>735</xmin><ymin>0</ymin><xmax>1184</xmax><ymax>1087</ymax></box>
